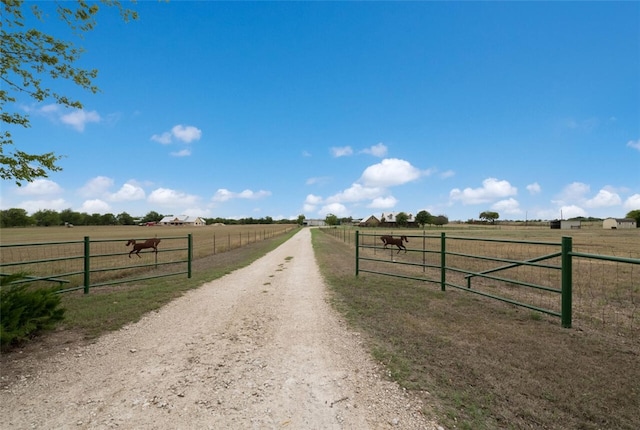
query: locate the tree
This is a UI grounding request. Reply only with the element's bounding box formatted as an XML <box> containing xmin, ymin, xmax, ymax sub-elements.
<box><xmin>100</xmin><ymin>213</ymin><xmax>117</xmax><ymax>225</ymax></box>
<box><xmin>59</xmin><ymin>208</ymin><xmax>83</xmax><ymax>226</ymax></box>
<box><xmin>141</xmin><ymin>211</ymin><xmax>163</xmax><ymax>223</ymax></box>
<box><xmin>415</xmin><ymin>210</ymin><xmax>433</xmax><ymax>228</ymax></box>
<box><xmin>626</xmin><ymin>209</ymin><xmax>640</xmax><ymax>227</ymax></box>
<box><xmin>1</xmin><ymin>1</ymin><xmax>137</xmax><ymax>185</ymax></box>
<box><xmin>32</xmin><ymin>209</ymin><xmax>61</xmax><ymax>226</ymax></box>
<box><xmin>297</xmin><ymin>214</ymin><xmax>306</xmax><ymax>226</ymax></box>
<box><xmin>479</xmin><ymin>211</ymin><xmax>500</xmax><ymax>224</ymax></box>
<box><xmin>0</xmin><ymin>208</ymin><xmax>32</xmax><ymax>227</ymax></box>
<box><xmin>117</xmin><ymin>211</ymin><xmax>135</xmax><ymax>225</ymax></box>
<box><xmin>395</xmin><ymin>212</ymin><xmax>409</xmax><ymax>227</ymax></box>
<box><xmin>340</xmin><ymin>216</ymin><xmax>353</xmax><ymax>225</ymax></box>
<box><xmin>324</xmin><ymin>213</ymin><xmax>339</xmax><ymax>226</ymax></box>
<box><xmin>433</xmin><ymin>215</ymin><xmax>449</xmax><ymax>226</ymax></box>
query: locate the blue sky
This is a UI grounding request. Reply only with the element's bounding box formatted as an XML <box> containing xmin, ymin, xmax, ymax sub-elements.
<box><xmin>2</xmin><ymin>1</ymin><xmax>639</xmax><ymax>221</ymax></box>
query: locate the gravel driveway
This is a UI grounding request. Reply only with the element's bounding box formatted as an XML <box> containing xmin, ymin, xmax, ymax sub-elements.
<box><xmin>1</xmin><ymin>228</ymin><xmax>440</xmax><ymax>429</ymax></box>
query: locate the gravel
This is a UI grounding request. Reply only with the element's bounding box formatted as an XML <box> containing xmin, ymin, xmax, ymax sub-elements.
<box><xmin>1</xmin><ymin>228</ymin><xmax>442</xmax><ymax>429</ymax></box>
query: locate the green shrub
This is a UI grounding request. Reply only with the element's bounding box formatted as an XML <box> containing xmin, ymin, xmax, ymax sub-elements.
<box><xmin>0</xmin><ymin>274</ymin><xmax>65</xmax><ymax>350</ymax></box>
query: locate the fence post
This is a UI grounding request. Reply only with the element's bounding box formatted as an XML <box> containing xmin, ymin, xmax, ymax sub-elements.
<box><xmin>422</xmin><ymin>231</ymin><xmax>426</xmax><ymax>272</ymax></box>
<box><xmin>355</xmin><ymin>230</ymin><xmax>360</xmax><ymax>276</ymax></box>
<box><xmin>440</xmin><ymin>232</ymin><xmax>446</xmax><ymax>291</ymax></box>
<box><xmin>561</xmin><ymin>236</ymin><xmax>572</xmax><ymax>328</ymax></box>
<box><xmin>188</xmin><ymin>234</ymin><xmax>193</xmax><ymax>279</ymax></box>
<box><xmin>83</xmin><ymin>236</ymin><xmax>90</xmax><ymax>294</ymax></box>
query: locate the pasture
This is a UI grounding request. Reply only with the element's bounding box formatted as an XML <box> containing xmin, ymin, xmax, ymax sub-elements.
<box><xmin>0</xmin><ymin>224</ymin><xmax>297</xmax><ymax>290</ymax></box>
<box><xmin>0</xmin><ymin>223</ymin><xmax>296</xmax><ymax>258</ymax></box>
<box><xmin>328</xmin><ymin>224</ymin><xmax>640</xmax><ymax>336</ymax></box>
<box><xmin>313</xmin><ymin>227</ymin><xmax>640</xmax><ymax>430</ymax></box>
<box><xmin>1</xmin><ymin>224</ymin><xmax>637</xmax><ymax>428</ymax></box>
<box><xmin>0</xmin><ymin>225</ymin><xmax>298</xmax><ymax>339</ymax></box>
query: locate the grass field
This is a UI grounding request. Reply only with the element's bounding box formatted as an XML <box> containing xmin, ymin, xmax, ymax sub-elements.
<box><xmin>312</xmin><ymin>227</ymin><xmax>640</xmax><ymax>430</ymax></box>
<box><xmin>0</xmin><ymin>224</ymin><xmax>297</xmax><ymax>290</ymax></box>
<box><xmin>2</xmin><ymin>224</ymin><xmax>638</xmax><ymax>428</ymax></box>
<box><xmin>1</xmin><ymin>225</ymin><xmax>299</xmax><ymax>339</ymax></box>
<box><xmin>324</xmin><ymin>224</ymin><xmax>640</xmax><ymax>337</ymax></box>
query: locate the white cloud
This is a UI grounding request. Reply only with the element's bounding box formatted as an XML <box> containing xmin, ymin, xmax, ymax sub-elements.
<box><xmin>536</xmin><ymin>204</ymin><xmax>588</xmax><ymax>221</ymax></box>
<box><xmin>491</xmin><ymin>198</ymin><xmax>522</xmax><ymax>214</ymax></box>
<box><xmin>15</xmin><ymin>179</ymin><xmax>62</xmax><ymax>196</ymax></box>
<box><xmin>80</xmin><ymin>199</ymin><xmax>111</xmax><ymax>214</ymax></box>
<box><xmin>626</xmin><ymin>139</ymin><xmax>640</xmax><ymax>151</ymax></box>
<box><xmin>331</xmin><ymin>146</ymin><xmax>353</xmax><ymax>157</ymax></box>
<box><xmin>212</xmin><ymin>188</ymin><xmax>271</xmax><ymax>202</ymax></box>
<box><xmin>559</xmin><ymin>205</ymin><xmax>588</xmax><ymax>219</ymax></box>
<box><xmin>623</xmin><ymin>194</ymin><xmax>640</xmax><ymax>210</ymax></box>
<box><xmin>148</xmin><ymin>188</ymin><xmax>199</xmax><ymax>206</ymax></box>
<box><xmin>109</xmin><ymin>183</ymin><xmax>145</xmax><ymax>202</ymax></box>
<box><xmin>21</xmin><ymin>198</ymin><xmax>67</xmax><ymax>214</ymax></box>
<box><xmin>60</xmin><ymin>109</ymin><xmax>101</xmax><ymax>132</ymax></box>
<box><xmin>359</xmin><ymin>158</ymin><xmax>422</xmax><ymax>187</ymax></box>
<box><xmin>361</xmin><ymin>143</ymin><xmax>388</xmax><ymax>157</ymax></box>
<box><xmin>38</xmin><ymin>104</ymin><xmax>59</xmax><ymax>114</ymax></box>
<box><xmin>368</xmin><ymin>196</ymin><xmax>398</xmax><ymax>209</ymax></box>
<box><xmin>306</xmin><ymin>176</ymin><xmax>331</xmax><ymax>185</ymax></box>
<box><xmin>303</xmin><ymin>194</ymin><xmax>323</xmax><ymax>213</ymax></box>
<box><xmin>305</xmin><ymin>194</ymin><xmax>323</xmax><ymax>205</ymax></box>
<box><xmin>559</xmin><ymin>182</ymin><xmax>590</xmax><ymax>202</ymax></box>
<box><xmin>552</xmin><ymin>182</ymin><xmax>591</xmax><ymax>207</ymax></box>
<box><xmin>325</xmin><ymin>183</ymin><xmax>385</xmax><ymax>204</ymax></box>
<box><xmin>319</xmin><ymin>203</ymin><xmax>349</xmax><ymax>217</ymax></box>
<box><xmin>182</xmin><ymin>207</ymin><xmax>211</xmax><ymax>217</ymax></box>
<box><xmin>440</xmin><ymin>170</ymin><xmax>455</xmax><ymax>179</ymax></box>
<box><xmin>151</xmin><ymin>124</ymin><xmax>202</xmax><ymax>145</ymax></box>
<box><xmin>171</xmin><ymin>125</ymin><xmax>202</xmax><ymax>143</ymax></box>
<box><xmin>28</xmin><ymin>104</ymin><xmax>100</xmax><ymax>132</ymax></box>
<box><xmin>585</xmin><ymin>189</ymin><xmax>621</xmax><ymax>208</ymax></box>
<box><xmin>79</xmin><ymin>176</ymin><xmax>114</xmax><ymax>198</ymax></box>
<box><xmin>449</xmin><ymin>178</ymin><xmax>518</xmax><ymax>205</ymax></box>
<box><xmin>213</xmin><ymin>189</ymin><xmax>234</xmax><ymax>202</ymax></box>
<box><xmin>170</xmin><ymin>149</ymin><xmax>192</xmax><ymax>157</ymax></box>
<box><xmin>151</xmin><ymin>132</ymin><xmax>172</xmax><ymax>144</ymax></box>
<box><xmin>239</xmin><ymin>189</ymin><xmax>271</xmax><ymax>199</ymax></box>
<box><xmin>527</xmin><ymin>182</ymin><xmax>541</xmax><ymax>194</ymax></box>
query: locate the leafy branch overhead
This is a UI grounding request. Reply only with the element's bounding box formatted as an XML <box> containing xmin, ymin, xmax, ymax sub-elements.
<box><xmin>0</xmin><ymin>0</ymin><xmax>137</xmax><ymax>185</ymax></box>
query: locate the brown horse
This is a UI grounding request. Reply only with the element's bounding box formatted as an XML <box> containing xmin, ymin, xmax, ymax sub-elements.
<box><xmin>380</xmin><ymin>235</ymin><xmax>408</xmax><ymax>253</ymax></box>
<box><xmin>126</xmin><ymin>238</ymin><xmax>161</xmax><ymax>258</ymax></box>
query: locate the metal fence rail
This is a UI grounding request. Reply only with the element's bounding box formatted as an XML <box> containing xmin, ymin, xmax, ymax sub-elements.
<box><xmin>353</xmin><ymin>231</ymin><xmax>640</xmax><ymax>330</ymax></box>
<box><xmin>0</xmin><ymin>235</ymin><xmax>192</xmax><ymax>294</ymax></box>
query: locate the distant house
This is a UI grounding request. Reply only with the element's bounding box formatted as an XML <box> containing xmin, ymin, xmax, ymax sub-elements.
<box><xmin>360</xmin><ymin>212</ymin><xmax>416</xmax><ymax>227</ymax></box>
<box><xmin>602</xmin><ymin>217</ymin><xmax>637</xmax><ymax>229</ymax></box>
<box><xmin>550</xmin><ymin>220</ymin><xmax>581</xmax><ymax>230</ymax></box>
<box><xmin>359</xmin><ymin>215</ymin><xmax>381</xmax><ymax>227</ymax></box>
<box><xmin>158</xmin><ymin>215</ymin><xmax>206</xmax><ymax>226</ymax></box>
<box><xmin>383</xmin><ymin>212</ymin><xmax>416</xmax><ymax>227</ymax></box>
<box><xmin>303</xmin><ymin>219</ymin><xmax>326</xmax><ymax>227</ymax></box>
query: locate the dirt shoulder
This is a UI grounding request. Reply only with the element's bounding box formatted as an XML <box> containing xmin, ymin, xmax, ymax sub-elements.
<box><xmin>1</xmin><ymin>228</ymin><xmax>440</xmax><ymax>429</ymax></box>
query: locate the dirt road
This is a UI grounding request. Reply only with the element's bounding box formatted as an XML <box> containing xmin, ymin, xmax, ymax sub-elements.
<box><xmin>1</xmin><ymin>229</ymin><xmax>440</xmax><ymax>429</ymax></box>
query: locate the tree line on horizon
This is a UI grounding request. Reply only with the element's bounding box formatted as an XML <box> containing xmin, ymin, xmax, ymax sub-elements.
<box><xmin>0</xmin><ymin>208</ymin><xmax>300</xmax><ymax>228</ymax></box>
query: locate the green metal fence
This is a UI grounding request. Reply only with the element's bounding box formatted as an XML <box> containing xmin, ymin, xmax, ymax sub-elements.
<box><xmin>0</xmin><ymin>235</ymin><xmax>192</xmax><ymax>294</ymax></box>
<box><xmin>354</xmin><ymin>231</ymin><xmax>640</xmax><ymax>329</ymax></box>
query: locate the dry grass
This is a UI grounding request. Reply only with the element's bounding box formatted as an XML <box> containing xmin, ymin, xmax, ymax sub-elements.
<box><xmin>313</xmin><ymin>227</ymin><xmax>640</xmax><ymax>429</ymax></box>
<box><xmin>326</xmin><ymin>225</ymin><xmax>639</xmax><ymax>336</ymax></box>
<box><xmin>0</xmin><ymin>224</ymin><xmax>296</xmax><ymax>289</ymax></box>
